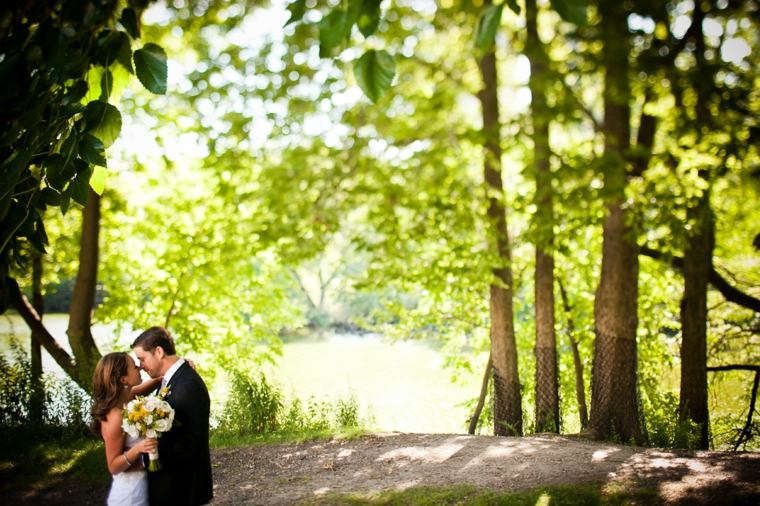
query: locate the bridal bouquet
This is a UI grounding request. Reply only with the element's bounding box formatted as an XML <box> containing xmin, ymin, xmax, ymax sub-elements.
<box><xmin>122</xmin><ymin>387</ymin><xmax>174</xmax><ymax>471</ymax></box>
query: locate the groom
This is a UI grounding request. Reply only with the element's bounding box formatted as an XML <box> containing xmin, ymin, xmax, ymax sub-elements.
<box><xmin>132</xmin><ymin>326</ymin><xmax>213</xmax><ymax>505</ymax></box>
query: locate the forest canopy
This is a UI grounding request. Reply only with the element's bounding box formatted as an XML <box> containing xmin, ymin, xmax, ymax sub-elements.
<box><xmin>1</xmin><ymin>0</ymin><xmax>758</xmax><ymax>450</ymax></box>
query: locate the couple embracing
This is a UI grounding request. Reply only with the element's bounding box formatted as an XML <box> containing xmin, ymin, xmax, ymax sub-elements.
<box><xmin>90</xmin><ymin>326</ymin><xmax>213</xmax><ymax>505</ymax></box>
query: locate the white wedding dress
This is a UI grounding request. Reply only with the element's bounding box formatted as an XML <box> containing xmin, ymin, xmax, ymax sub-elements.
<box><xmin>107</xmin><ymin>434</ymin><xmax>148</xmax><ymax>506</ymax></box>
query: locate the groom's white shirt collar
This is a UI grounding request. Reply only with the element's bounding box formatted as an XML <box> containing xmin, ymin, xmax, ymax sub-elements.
<box><xmin>162</xmin><ymin>357</ymin><xmax>185</xmax><ymax>388</ymax></box>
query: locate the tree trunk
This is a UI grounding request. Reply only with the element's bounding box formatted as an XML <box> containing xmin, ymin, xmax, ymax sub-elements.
<box><xmin>30</xmin><ymin>251</ymin><xmax>44</xmax><ymax>422</ymax></box>
<box><xmin>678</xmin><ymin>2</ymin><xmax>712</xmax><ymax>450</ymax></box>
<box><xmin>526</xmin><ymin>0</ymin><xmax>559</xmax><ymax>434</ymax></box>
<box><xmin>477</xmin><ymin>4</ymin><xmax>523</xmax><ymax>436</ymax></box>
<box><xmin>66</xmin><ymin>188</ymin><xmax>102</xmax><ymax>389</ymax></box>
<box><xmin>589</xmin><ymin>0</ymin><xmax>645</xmax><ymax>444</ymax></box>
<box><xmin>8</xmin><ymin>277</ymin><xmax>81</xmax><ymax>385</ymax></box>
<box><xmin>679</xmin><ymin>196</ymin><xmax>713</xmax><ymax>449</ymax></box>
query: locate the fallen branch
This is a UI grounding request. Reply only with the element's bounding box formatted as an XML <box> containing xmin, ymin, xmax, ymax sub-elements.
<box><xmin>468</xmin><ymin>352</ymin><xmax>492</xmax><ymax>435</ymax></box>
<box><xmin>6</xmin><ymin>277</ymin><xmax>78</xmax><ymax>380</ymax></box>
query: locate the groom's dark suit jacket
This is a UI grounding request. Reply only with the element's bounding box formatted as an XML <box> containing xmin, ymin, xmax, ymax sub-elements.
<box><xmin>148</xmin><ymin>361</ymin><xmax>213</xmax><ymax>505</ymax></box>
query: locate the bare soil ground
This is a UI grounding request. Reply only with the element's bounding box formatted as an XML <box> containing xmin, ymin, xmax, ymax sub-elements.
<box><xmin>10</xmin><ymin>433</ymin><xmax>760</xmax><ymax>505</ymax></box>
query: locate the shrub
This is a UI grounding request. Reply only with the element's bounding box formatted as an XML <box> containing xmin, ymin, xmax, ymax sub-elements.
<box><xmin>0</xmin><ymin>342</ymin><xmax>91</xmax><ymax>441</ymax></box>
<box><xmin>644</xmin><ymin>390</ymin><xmax>701</xmax><ymax>449</ymax></box>
<box><xmin>218</xmin><ymin>371</ymin><xmax>283</xmax><ymax>435</ymax></box>
<box><xmin>216</xmin><ymin>370</ymin><xmax>365</xmax><ymax>436</ymax></box>
<box><xmin>335</xmin><ymin>393</ymin><xmax>359</xmax><ymax>428</ymax></box>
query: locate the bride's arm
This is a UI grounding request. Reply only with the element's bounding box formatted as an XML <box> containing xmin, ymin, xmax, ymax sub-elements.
<box><xmin>101</xmin><ymin>409</ymin><xmax>137</xmax><ymax>474</ymax></box>
<box><xmin>102</xmin><ymin>408</ymin><xmax>158</xmax><ymax>474</ymax></box>
<box><xmin>130</xmin><ymin>376</ymin><xmax>162</xmax><ymax>398</ymax></box>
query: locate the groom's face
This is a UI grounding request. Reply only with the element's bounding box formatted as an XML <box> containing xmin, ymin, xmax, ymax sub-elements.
<box><xmin>133</xmin><ymin>345</ymin><xmax>163</xmax><ymax>378</ymax></box>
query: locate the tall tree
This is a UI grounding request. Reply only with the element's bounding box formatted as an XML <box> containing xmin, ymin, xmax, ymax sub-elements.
<box><xmin>66</xmin><ymin>189</ymin><xmax>102</xmax><ymax>388</ymax></box>
<box><xmin>30</xmin><ymin>250</ymin><xmax>44</xmax><ymax>422</ymax></box>
<box><xmin>1</xmin><ymin>0</ymin><xmax>166</xmax><ymax>390</ymax></box>
<box><xmin>676</xmin><ymin>0</ymin><xmax>712</xmax><ymax>450</ymax></box>
<box><xmin>477</xmin><ymin>0</ymin><xmax>523</xmax><ymax>436</ymax></box>
<box><xmin>526</xmin><ymin>0</ymin><xmax>559</xmax><ymax>433</ymax></box>
<box><xmin>589</xmin><ymin>0</ymin><xmax>646</xmax><ymax>444</ymax></box>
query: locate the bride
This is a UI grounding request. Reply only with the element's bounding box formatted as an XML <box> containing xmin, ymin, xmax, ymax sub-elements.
<box><xmin>90</xmin><ymin>352</ymin><xmax>159</xmax><ymax>506</ymax></box>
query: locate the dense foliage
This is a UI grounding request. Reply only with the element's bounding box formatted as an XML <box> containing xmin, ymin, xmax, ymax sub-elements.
<box><xmin>0</xmin><ymin>0</ymin><xmax>166</xmax><ymax>309</ymax></box>
<box><xmin>1</xmin><ymin>0</ymin><xmax>758</xmax><ymax>450</ymax></box>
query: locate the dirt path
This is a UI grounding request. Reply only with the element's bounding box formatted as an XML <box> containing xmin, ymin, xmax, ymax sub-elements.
<box><xmin>212</xmin><ymin>433</ymin><xmax>759</xmax><ymax>505</ymax></box>
<box><xmin>11</xmin><ymin>433</ymin><xmax>760</xmax><ymax>505</ymax></box>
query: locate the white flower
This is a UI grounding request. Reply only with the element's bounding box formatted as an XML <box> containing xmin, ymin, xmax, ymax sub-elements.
<box><xmin>154</xmin><ymin>418</ymin><xmax>171</xmax><ymax>432</ymax></box>
<box><xmin>122</xmin><ymin>420</ymin><xmax>140</xmax><ymax>439</ymax></box>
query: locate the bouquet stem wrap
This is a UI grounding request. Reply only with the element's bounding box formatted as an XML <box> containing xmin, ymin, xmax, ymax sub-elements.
<box><xmin>148</xmin><ymin>450</ymin><xmax>161</xmax><ymax>471</ymax></box>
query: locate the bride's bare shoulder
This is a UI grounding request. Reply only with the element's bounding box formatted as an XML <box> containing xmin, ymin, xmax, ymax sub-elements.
<box><xmin>104</xmin><ymin>406</ymin><xmax>124</xmax><ymax>425</ymax></box>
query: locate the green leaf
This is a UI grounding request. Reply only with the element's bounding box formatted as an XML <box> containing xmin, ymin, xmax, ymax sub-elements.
<box><xmin>40</xmin><ymin>187</ymin><xmax>62</xmax><ymax>206</ymax></box>
<box><xmin>95</xmin><ymin>30</ymin><xmax>124</xmax><ymax>67</ymax></box>
<box><xmin>60</xmin><ymin>130</ymin><xmax>79</xmax><ymax>166</ymax></box>
<box><xmin>318</xmin><ymin>9</ymin><xmax>348</xmax><ymax>58</ymax></box>
<box><xmin>346</xmin><ymin>0</ymin><xmax>363</xmax><ymax>35</ymax></box>
<box><xmin>79</xmin><ymin>134</ymin><xmax>107</xmax><ymax>167</ymax></box>
<box><xmin>134</xmin><ymin>43</ymin><xmax>167</xmax><ymax>94</ymax></box>
<box><xmin>0</xmin><ymin>149</ymin><xmax>31</xmax><ymax>187</ymax></box>
<box><xmin>69</xmin><ymin>162</ymin><xmax>93</xmax><ymax>206</ymax></box>
<box><xmin>84</xmin><ymin>101</ymin><xmax>122</xmax><ymax>148</ymax></box>
<box><xmin>90</xmin><ymin>165</ymin><xmax>107</xmax><ymax>195</ymax></box>
<box><xmin>475</xmin><ymin>3</ymin><xmax>504</xmax><ymax>52</ymax></box>
<box><xmin>550</xmin><ymin>0</ymin><xmax>587</xmax><ymax>25</ymax></box>
<box><xmin>45</xmin><ymin>153</ymin><xmax>76</xmax><ymax>191</ymax></box>
<box><xmin>63</xmin><ymin>80</ymin><xmax>89</xmax><ymax>106</ymax></box>
<box><xmin>117</xmin><ymin>32</ymin><xmax>134</xmax><ymax>74</ymax></box>
<box><xmin>120</xmin><ymin>8</ymin><xmax>140</xmax><ymax>38</ymax></box>
<box><xmin>357</xmin><ymin>0</ymin><xmax>382</xmax><ymax>38</ymax></box>
<box><xmin>100</xmin><ymin>70</ymin><xmax>113</xmax><ymax>100</ymax></box>
<box><xmin>284</xmin><ymin>0</ymin><xmax>307</xmax><ymax>26</ymax></box>
<box><xmin>36</xmin><ymin>217</ymin><xmax>49</xmax><ymax>248</ymax></box>
<box><xmin>505</xmin><ymin>0</ymin><xmax>521</xmax><ymax>15</ymax></box>
<box><xmin>21</xmin><ymin>215</ymin><xmax>46</xmax><ymax>254</ymax></box>
<box><xmin>60</xmin><ymin>191</ymin><xmax>71</xmax><ymax>215</ymax></box>
<box><xmin>353</xmin><ymin>49</ymin><xmax>395</xmax><ymax>103</ymax></box>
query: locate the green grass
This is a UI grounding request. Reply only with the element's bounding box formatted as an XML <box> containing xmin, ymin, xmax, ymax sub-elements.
<box><xmin>303</xmin><ymin>483</ymin><xmax>660</xmax><ymax>505</ymax></box>
<box><xmin>0</xmin><ymin>430</ymin><xmax>108</xmax><ymax>494</ymax></box>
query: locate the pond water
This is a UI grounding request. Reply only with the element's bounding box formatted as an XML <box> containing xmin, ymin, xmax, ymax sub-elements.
<box><xmin>0</xmin><ymin>314</ymin><xmax>481</xmax><ymax>434</ymax></box>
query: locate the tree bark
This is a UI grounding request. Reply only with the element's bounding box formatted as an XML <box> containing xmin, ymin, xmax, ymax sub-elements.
<box><xmin>66</xmin><ymin>188</ymin><xmax>102</xmax><ymax>389</ymax></box>
<box><xmin>679</xmin><ymin>3</ymin><xmax>712</xmax><ymax>450</ymax></box>
<box><xmin>7</xmin><ymin>277</ymin><xmax>81</xmax><ymax>386</ymax></box>
<box><xmin>468</xmin><ymin>352</ymin><xmax>492</xmax><ymax>435</ymax></box>
<box><xmin>679</xmin><ymin>198</ymin><xmax>713</xmax><ymax>450</ymax></box>
<box><xmin>477</xmin><ymin>3</ymin><xmax>523</xmax><ymax>436</ymax></box>
<box><xmin>30</xmin><ymin>251</ymin><xmax>44</xmax><ymax>422</ymax></box>
<box><xmin>589</xmin><ymin>0</ymin><xmax>646</xmax><ymax>444</ymax></box>
<box><xmin>527</xmin><ymin>0</ymin><xmax>559</xmax><ymax>434</ymax></box>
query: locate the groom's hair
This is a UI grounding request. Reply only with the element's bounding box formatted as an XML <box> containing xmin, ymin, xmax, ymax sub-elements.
<box><xmin>132</xmin><ymin>326</ymin><xmax>177</xmax><ymax>355</ymax></box>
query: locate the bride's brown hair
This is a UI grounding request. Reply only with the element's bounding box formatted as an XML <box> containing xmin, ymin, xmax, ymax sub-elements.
<box><xmin>89</xmin><ymin>352</ymin><xmax>130</xmax><ymax>435</ymax></box>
